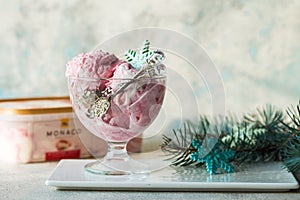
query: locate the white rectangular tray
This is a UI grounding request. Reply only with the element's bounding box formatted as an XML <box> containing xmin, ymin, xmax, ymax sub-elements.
<box><xmin>46</xmin><ymin>159</ymin><xmax>299</xmax><ymax>191</ymax></box>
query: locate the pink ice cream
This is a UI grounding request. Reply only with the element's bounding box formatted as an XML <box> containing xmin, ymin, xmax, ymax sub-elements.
<box><xmin>66</xmin><ymin>50</ymin><xmax>120</xmax><ymax>78</ymax></box>
<box><xmin>66</xmin><ymin>49</ymin><xmax>166</xmax><ymax>142</ymax></box>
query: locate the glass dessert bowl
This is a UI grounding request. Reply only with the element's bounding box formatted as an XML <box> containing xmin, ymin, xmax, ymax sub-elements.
<box><xmin>66</xmin><ymin>41</ymin><xmax>167</xmax><ymax>175</ymax></box>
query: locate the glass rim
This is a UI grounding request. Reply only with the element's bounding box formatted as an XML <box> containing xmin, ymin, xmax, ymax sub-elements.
<box><xmin>67</xmin><ymin>75</ymin><xmax>167</xmax><ymax>81</ymax></box>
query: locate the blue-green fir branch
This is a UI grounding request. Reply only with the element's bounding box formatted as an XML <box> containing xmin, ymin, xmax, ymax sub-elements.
<box><xmin>161</xmin><ymin>102</ymin><xmax>300</xmax><ymax>174</ymax></box>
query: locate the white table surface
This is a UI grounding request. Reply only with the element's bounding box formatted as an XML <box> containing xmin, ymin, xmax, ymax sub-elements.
<box><xmin>1</xmin><ymin>160</ymin><xmax>300</xmax><ymax>200</ymax></box>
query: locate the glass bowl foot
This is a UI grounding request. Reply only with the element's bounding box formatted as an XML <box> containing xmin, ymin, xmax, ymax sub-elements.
<box><xmin>84</xmin><ymin>158</ymin><xmax>150</xmax><ymax>176</ymax></box>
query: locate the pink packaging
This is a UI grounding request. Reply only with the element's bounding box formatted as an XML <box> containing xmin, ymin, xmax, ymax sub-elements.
<box><xmin>0</xmin><ymin>97</ymin><xmax>92</xmax><ymax>163</ymax></box>
<box><xmin>0</xmin><ymin>97</ymin><xmax>142</xmax><ymax>163</ymax></box>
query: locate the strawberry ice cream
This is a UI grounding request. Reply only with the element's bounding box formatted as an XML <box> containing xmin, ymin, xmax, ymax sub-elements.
<box><xmin>66</xmin><ymin>50</ymin><xmax>120</xmax><ymax>79</ymax></box>
<box><xmin>66</xmin><ymin>44</ymin><xmax>166</xmax><ymax>142</ymax></box>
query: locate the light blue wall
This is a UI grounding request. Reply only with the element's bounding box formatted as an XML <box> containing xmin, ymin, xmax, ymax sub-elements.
<box><xmin>1</xmin><ymin>0</ymin><xmax>299</xmax><ymax>113</ymax></box>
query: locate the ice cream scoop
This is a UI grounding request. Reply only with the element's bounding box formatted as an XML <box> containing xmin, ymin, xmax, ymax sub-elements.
<box><xmin>66</xmin><ymin>40</ymin><xmax>166</xmax><ymax>142</ymax></box>
<box><xmin>85</xmin><ymin>50</ymin><xmax>165</xmax><ymax>119</ymax></box>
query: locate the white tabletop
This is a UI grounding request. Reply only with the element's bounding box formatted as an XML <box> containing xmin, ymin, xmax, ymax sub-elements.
<box><xmin>1</xmin><ymin>160</ymin><xmax>300</xmax><ymax>200</ymax></box>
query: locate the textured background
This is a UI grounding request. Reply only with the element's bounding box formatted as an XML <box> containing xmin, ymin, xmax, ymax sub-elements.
<box><xmin>0</xmin><ymin>0</ymin><xmax>299</xmax><ymax>114</ymax></box>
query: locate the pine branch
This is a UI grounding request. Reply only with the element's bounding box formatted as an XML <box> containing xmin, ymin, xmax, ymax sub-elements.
<box><xmin>161</xmin><ymin>104</ymin><xmax>299</xmax><ymax>174</ymax></box>
<box><xmin>281</xmin><ymin>133</ymin><xmax>300</xmax><ymax>173</ymax></box>
<box><xmin>286</xmin><ymin>101</ymin><xmax>300</xmax><ymax>127</ymax></box>
<box><xmin>281</xmin><ymin>101</ymin><xmax>300</xmax><ymax>172</ymax></box>
<box><xmin>233</xmin><ymin>105</ymin><xmax>289</xmax><ymax>162</ymax></box>
<box><xmin>161</xmin><ymin>120</ymin><xmax>202</xmax><ymax>166</ymax></box>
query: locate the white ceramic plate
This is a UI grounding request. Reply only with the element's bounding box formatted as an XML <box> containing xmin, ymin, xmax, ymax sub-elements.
<box><xmin>46</xmin><ymin>159</ymin><xmax>299</xmax><ymax>191</ymax></box>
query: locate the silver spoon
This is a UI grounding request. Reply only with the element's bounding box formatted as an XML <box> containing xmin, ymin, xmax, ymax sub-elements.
<box><xmin>86</xmin><ymin>51</ymin><xmax>165</xmax><ymax>119</ymax></box>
